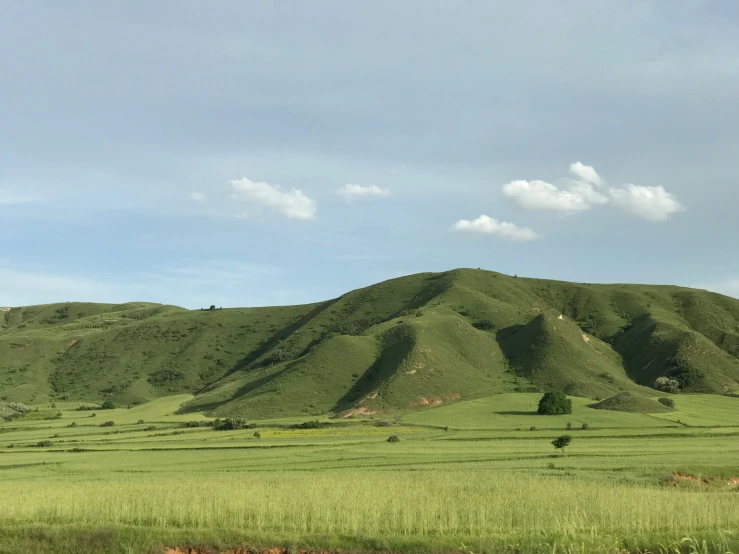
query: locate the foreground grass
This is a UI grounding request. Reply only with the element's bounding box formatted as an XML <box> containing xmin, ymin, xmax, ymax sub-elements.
<box><xmin>1</xmin><ymin>471</ymin><xmax>739</xmax><ymax>553</ymax></box>
<box><xmin>2</xmin><ymin>393</ymin><xmax>739</xmax><ymax>553</ymax></box>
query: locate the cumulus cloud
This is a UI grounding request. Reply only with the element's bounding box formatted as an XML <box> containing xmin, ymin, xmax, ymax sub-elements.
<box><xmin>502</xmin><ymin>162</ymin><xmax>683</xmax><ymax>221</ymax></box>
<box><xmin>337</xmin><ymin>184</ymin><xmax>391</xmax><ymax>201</ymax></box>
<box><xmin>453</xmin><ymin>215</ymin><xmax>537</xmax><ymax>241</ymax></box>
<box><xmin>190</xmin><ymin>192</ymin><xmax>205</xmax><ymax>202</ymax></box>
<box><xmin>502</xmin><ymin>180</ymin><xmax>601</xmax><ymax>212</ymax></box>
<box><xmin>228</xmin><ymin>177</ymin><xmax>316</xmax><ymax>220</ymax></box>
<box><xmin>609</xmin><ymin>184</ymin><xmax>684</xmax><ymax>222</ymax></box>
<box><xmin>569</xmin><ymin>161</ymin><xmax>603</xmax><ymax>186</ymax></box>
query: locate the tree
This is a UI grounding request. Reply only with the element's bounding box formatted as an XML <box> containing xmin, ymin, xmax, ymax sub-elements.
<box><xmin>387</xmin><ymin>435</ymin><xmax>400</xmax><ymax>443</ymax></box>
<box><xmin>253</xmin><ymin>431</ymin><xmax>261</xmax><ymax>439</ymax></box>
<box><xmin>537</xmin><ymin>391</ymin><xmax>572</xmax><ymax>415</ymax></box>
<box><xmin>101</xmin><ymin>400</ymin><xmax>116</xmax><ymax>410</ymax></box>
<box><xmin>551</xmin><ymin>435</ymin><xmax>572</xmax><ymax>452</ymax></box>
<box><xmin>209</xmin><ymin>305</ymin><xmax>216</xmax><ymax>311</ymax></box>
<box><xmin>654</xmin><ymin>376</ymin><xmax>680</xmax><ymax>394</ymax></box>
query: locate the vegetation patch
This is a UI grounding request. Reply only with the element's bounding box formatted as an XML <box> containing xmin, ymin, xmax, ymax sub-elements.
<box><xmin>592</xmin><ymin>392</ymin><xmax>670</xmax><ymax>413</ymax></box>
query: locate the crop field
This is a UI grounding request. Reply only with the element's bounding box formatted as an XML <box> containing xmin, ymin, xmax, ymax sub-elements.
<box><xmin>1</xmin><ymin>394</ymin><xmax>739</xmax><ymax>554</ymax></box>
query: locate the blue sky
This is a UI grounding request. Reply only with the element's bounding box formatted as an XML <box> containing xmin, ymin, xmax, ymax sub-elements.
<box><xmin>1</xmin><ymin>1</ymin><xmax>738</xmax><ymax>308</ymax></box>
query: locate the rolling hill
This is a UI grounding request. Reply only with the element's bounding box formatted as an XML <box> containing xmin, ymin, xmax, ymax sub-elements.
<box><xmin>2</xmin><ymin>269</ymin><xmax>739</xmax><ymax>419</ymax></box>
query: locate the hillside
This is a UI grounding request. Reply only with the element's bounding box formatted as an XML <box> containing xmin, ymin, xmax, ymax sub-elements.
<box><xmin>2</xmin><ymin>269</ymin><xmax>739</xmax><ymax>419</ymax></box>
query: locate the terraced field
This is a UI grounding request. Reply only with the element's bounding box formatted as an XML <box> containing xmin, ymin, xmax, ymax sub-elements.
<box><xmin>1</xmin><ymin>393</ymin><xmax>738</xmax><ymax>554</ymax></box>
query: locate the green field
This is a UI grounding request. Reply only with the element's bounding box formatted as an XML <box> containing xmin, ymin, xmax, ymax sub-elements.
<box><xmin>1</xmin><ymin>393</ymin><xmax>739</xmax><ymax>554</ymax></box>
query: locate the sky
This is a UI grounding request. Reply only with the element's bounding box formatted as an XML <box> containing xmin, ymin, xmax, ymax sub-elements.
<box><xmin>1</xmin><ymin>1</ymin><xmax>738</xmax><ymax>308</ymax></box>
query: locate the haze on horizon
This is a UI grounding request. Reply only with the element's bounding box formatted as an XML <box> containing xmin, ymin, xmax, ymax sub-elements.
<box><xmin>1</xmin><ymin>1</ymin><xmax>738</xmax><ymax>308</ymax></box>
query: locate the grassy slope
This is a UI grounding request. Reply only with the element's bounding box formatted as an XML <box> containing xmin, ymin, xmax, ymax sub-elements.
<box><xmin>2</xmin><ymin>269</ymin><xmax>739</xmax><ymax>418</ymax></box>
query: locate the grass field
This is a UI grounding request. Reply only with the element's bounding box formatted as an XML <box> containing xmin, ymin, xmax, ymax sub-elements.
<box><xmin>1</xmin><ymin>393</ymin><xmax>739</xmax><ymax>554</ymax></box>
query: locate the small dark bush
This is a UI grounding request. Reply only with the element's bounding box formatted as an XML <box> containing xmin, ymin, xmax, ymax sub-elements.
<box><xmin>144</xmin><ymin>426</ymin><xmax>157</xmax><ymax>432</ymax></box>
<box><xmin>581</xmin><ymin>422</ymin><xmax>589</xmax><ymax>430</ymax></box>
<box><xmin>538</xmin><ymin>391</ymin><xmax>572</xmax><ymax>415</ymax></box>
<box><xmin>552</xmin><ymin>435</ymin><xmax>572</xmax><ymax>452</ymax></box>
<box><xmin>566</xmin><ymin>422</ymin><xmax>572</xmax><ymax>430</ymax></box>
<box><xmin>101</xmin><ymin>400</ymin><xmax>116</xmax><ymax>410</ymax></box>
<box><xmin>36</xmin><ymin>440</ymin><xmax>54</xmax><ymax>447</ymax></box>
<box><xmin>290</xmin><ymin>420</ymin><xmax>328</xmax><ymax>430</ymax></box>
<box><xmin>70</xmin><ymin>447</ymin><xmax>87</xmax><ymax>453</ymax></box>
<box><xmin>387</xmin><ymin>435</ymin><xmax>400</xmax><ymax>443</ymax></box>
<box><xmin>148</xmin><ymin>369</ymin><xmax>185</xmax><ymax>386</ymax></box>
<box><xmin>67</xmin><ymin>422</ymin><xmax>77</xmax><ymax>428</ymax></box>
<box><xmin>658</xmin><ymin>397</ymin><xmax>675</xmax><ymax>409</ymax></box>
<box><xmin>137</xmin><ymin>419</ymin><xmax>145</xmax><ymax>425</ymax></box>
<box><xmin>253</xmin><ymin>431</ymin><xmax>261</xmax><ymax>439</ymax></box>
<box><xmin>374</xmin><ymin>421</ymin><xmax>392</xmax><ymax>427</ymax></box>
<box><xmin>100</xmin><ymin>421</ymin><xmax>115</xmax><ymax>427</ymax></box>
<box><xmin>213</xmin><ymin>417</ymin><xmax>247</xmax><ymax>431</ymax></box>
<box><xmin>472</xmin><ymin>320</ymin><xmax>494</xmax><ymax>331</ymax></box>
<box><xmin>530</xmin><ymin>426</ymin><xmax>537</xmax><ymax>431</ymax></box>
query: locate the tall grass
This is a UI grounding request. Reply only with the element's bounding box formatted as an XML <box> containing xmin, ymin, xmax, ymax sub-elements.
<box><xmin>1</xmin><ymin>471</ymin><xmax>737</xmax><ymax>545</ymax></box>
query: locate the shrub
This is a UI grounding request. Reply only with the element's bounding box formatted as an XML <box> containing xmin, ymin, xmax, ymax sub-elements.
<box><xmin>100</xmin><ymin>421</ymin><xmax>115</xmax><ymax>427</ymax></box>
<box><xmin>144</xmin><ymin>426</ymin><xmax>157</xmax><ymax>432</ymax></box>
<box><xmin>658</xmin><ymin>397</ymin><xmax>675</xmax><ymax>409</ymax></box>
<box><xmin>148</xmin><ymin>369</ymin><xmax>185</xmax><ymax>386</ymax></box>
<box><xmin>101</xmin><ymin>400</ymin><xmax>116</xmax><ymax>410</ymax></box>
<box><xmin>566</xmin><ymin>422</ymin><xmax>572</xmax><ymax>430</ymax></box>
<box><xmin>137</xmin><ymin>419</ymin><xmax>145</xmax><ymax>425</ymax></box>
<box><xmin>290</xmin><ymin>420</ymin><xmax>328</xmax><ymax>430</ymax></box>
<box><xmin>529</xmin><ymin>426</ymin><xmax>537</xmax><ymax>431</ymax></box>
<box><xmin>253</xmin><ymin>431</ymin><xmax>261</xmax><ymax>439</ymax></box>
<box><xmin>655</xmin><ymin>376</ymin><xmax>680</xmax><ymax>394</ymax></box>
<box><xmin>374</xmin><ymin>421</ymin><xmax>392</xmax><ymax>427</ymax></box>
<box><xmin>581</xmin><ymin>422</ymin><xmax>589</xmax><ymax>430</ymax></box>
<box><xmin>472</xmin><ymin>320</ymin><xmax>494</xmax><ymax>331</ymax></box>
<box><xmin>213</xmin><ymin>417</ymin><xmax>247</xmax><ymax>431</ymax></box>
<box><xmin>209</xmin><ymin>305</ymin><xmax>216</xmax><ymax>310</ymax></box>
<box><xmin>551</xmin><ymin>435</ymin><xmax>572</xmax><ymax>452</ymax></box>
<box><xmin>36</xmin><ymin>440</ymin><xmax>54</xmax><ymax>448</ymax></box>
<box><xmin>8</xmin><ymin>402</ymin><xmax>29</xmax><ymax>414</ymax></box>
<box><xmin>67</xmin><ymin>422</ymin><xmax>77</xmax><ymax>428</ymax></box>
<box><xmin>387</xmin><ymin>435</ymin><xmax>400</xmax><ymax>443</ymax></box>
<box><xmin>537</xmin><ymin>391</ymin><xmax>572</xmax><ymax>415</ymax></box>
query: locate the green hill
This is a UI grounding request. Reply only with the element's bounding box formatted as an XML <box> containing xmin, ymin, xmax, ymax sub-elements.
<box><xmin>591</xmin><ymin>392</ymin><xmax>670</xmax><ymax>413</ymax></box>
<box><xmin>2</xmin><ymin>269</ymin><xmax>739</xmax><ymax>418</ymax></box>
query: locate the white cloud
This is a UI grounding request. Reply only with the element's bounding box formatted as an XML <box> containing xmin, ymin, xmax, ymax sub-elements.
<box><xmin>337</xmin><ymin>184</ymin><xmax>391</xmax><ymax>201</ymax></box>
<box><xmin>502</xmin><ymin>162</ymin><xmax>683</xmax><ymax>222</ymax></box>
<box><xmin>228</xmin><ymin>177</ymin><xmax>316</xmax><ymax>220</ymax></box>
<box><xmin>453</xmin><ymin>215</ymin><xmax>537</xmax><ymax>241</ymax></box>
<box><xmin>502</xmin><ymin>179</ymin><xmax>597</xmax><ymax>212</ymax></box>
<box><xmin>569</xmin><ymin>161</ymin><xmax>603</xmax><ymax>186</ymax></box>
<box><xmin>609</xmin><ymin>184</ymin><xmax>684</xmax><ymax>221</ymax></box>
<box><xmin>190</xmin><ymin>191</ymin><xmax>205</xmax><ymax>202</ymax></box>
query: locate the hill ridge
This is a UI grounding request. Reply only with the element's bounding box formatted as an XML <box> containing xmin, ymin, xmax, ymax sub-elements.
<box><xmin>2</xmin><ymin>269</ymin><xmax>738</xmax><ymax>418</ymax></box>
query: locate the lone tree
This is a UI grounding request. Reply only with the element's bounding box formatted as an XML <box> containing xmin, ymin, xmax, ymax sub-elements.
<box><xmin>538</xmin><ymin>391</ymin><xmax>572</xmax><ymax>415</ymax></box>
<box><xmin>551</xmin><ymin>435</ymin><xmax>572</xmax><ymax>452</ymax></box>
<box><xmin>654</xmin><ymin>376</ymin><xmax>680</xmax><ymax>394</ymax></box>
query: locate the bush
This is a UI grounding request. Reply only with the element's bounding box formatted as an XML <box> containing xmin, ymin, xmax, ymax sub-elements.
<box><xmin>290</xmin><ymin>420</ymin><xmax>328</xmax><ymax>430</ymax></box>
<box><xmin>148</xmin><ymin>369</ymin><xmax>185</xmax><ymax>386</ymax></box>
<box><xmin>100</xmin><ymin>421</ymin><xmax>115</xmax><ymax>427</ymax></box>
<box><xmin>655</xmin><ymin>376</ymin><xmax>680</xmax><ymax>394</ymax></box>
<box><xmin>472</xmin><ymin>320</ymin><xmax>494</xmax><ymax>331</ymax></box>
<box><xmin>101</xmin><ymin>400</ymin><xmax>116</xmax><ymax>410</ymax></box>
<box><xmin>8</xmin><ymin>402</ymin><xmax>29</xmax><ymax>414</ymax></box>
<box><xmin>374</xmin><ymin>421</ymin><xmax>392</xmax><ymax>427</ymax></box>
<box><xmin>137</xmin><ymin>419</ymin><xmax>145</xmax><ymax>425</ymax></box>
<box><xmin>253</xmin><ymin>431</ymin><xmax>261</xmax><ymax>439</ymax></box>
<box><xmin>387</xmin><ymin>435</ymin><xmax>400</xmax><ymax>443</ymax></box>
<box><xmin>144</xmin><ymin>426</ymin><xmax>157</xmax><ymax>432</ymax></box>
<box><xmin>36</xmin><ymin>440</ymin><xmax>54</xmax><ymax>448</ymax></box>
<box><xmin>566</xmin><ymin>422</ymin><xmax>572</xmax><ymax>430</ymax></box>
<box><xmin>213</xmin><ymin>417</ymin><xmax>247</xmax><ymax>431</ymax></box>
<box><xmin>537</xmin><ymin>391</ymin><xmax>572</xmax><ymax>415</ymax></box>
<box><xmin>658</xmin><ymin>397</ymin><xmax>675</xmax><ymax>409</ymax></box>
<box><xmin>551</xmin><ymin>435</ymin><xmax>572</xmax><ymax>452</ymax></box>
<box><xmin>581</xmin><ymin>422</ymin><xmax>589</xmax><ymax>430</ymax></box>
<box><xmin>67</xmin><ymin>422</ymin><xmax>77</xmax><ymax>428</ymax></box>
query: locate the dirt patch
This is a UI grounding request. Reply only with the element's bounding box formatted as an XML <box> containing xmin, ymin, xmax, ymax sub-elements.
<box><xmin>341</xmin><ymin>406</ymin><xmax>379</xmax><ymax>418</ymax></box>
<box><xmin>669</xmin><ymin>473</ymin><xmax>739</xmax><ymax>487</ymax></box>
<box><xmin>581</xmin><ymin>334</ymin><xmax>590</xmax><ymax>343</ymax></box>
<box><xmin>558</xmin><ymin>314</ymin><xmax>564</xmax><ymax>320</ymax></box>
<box><xmin>406</xmin><ymin>369</ymin><xmax>417</xmax><ymax>375</ymax></box>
